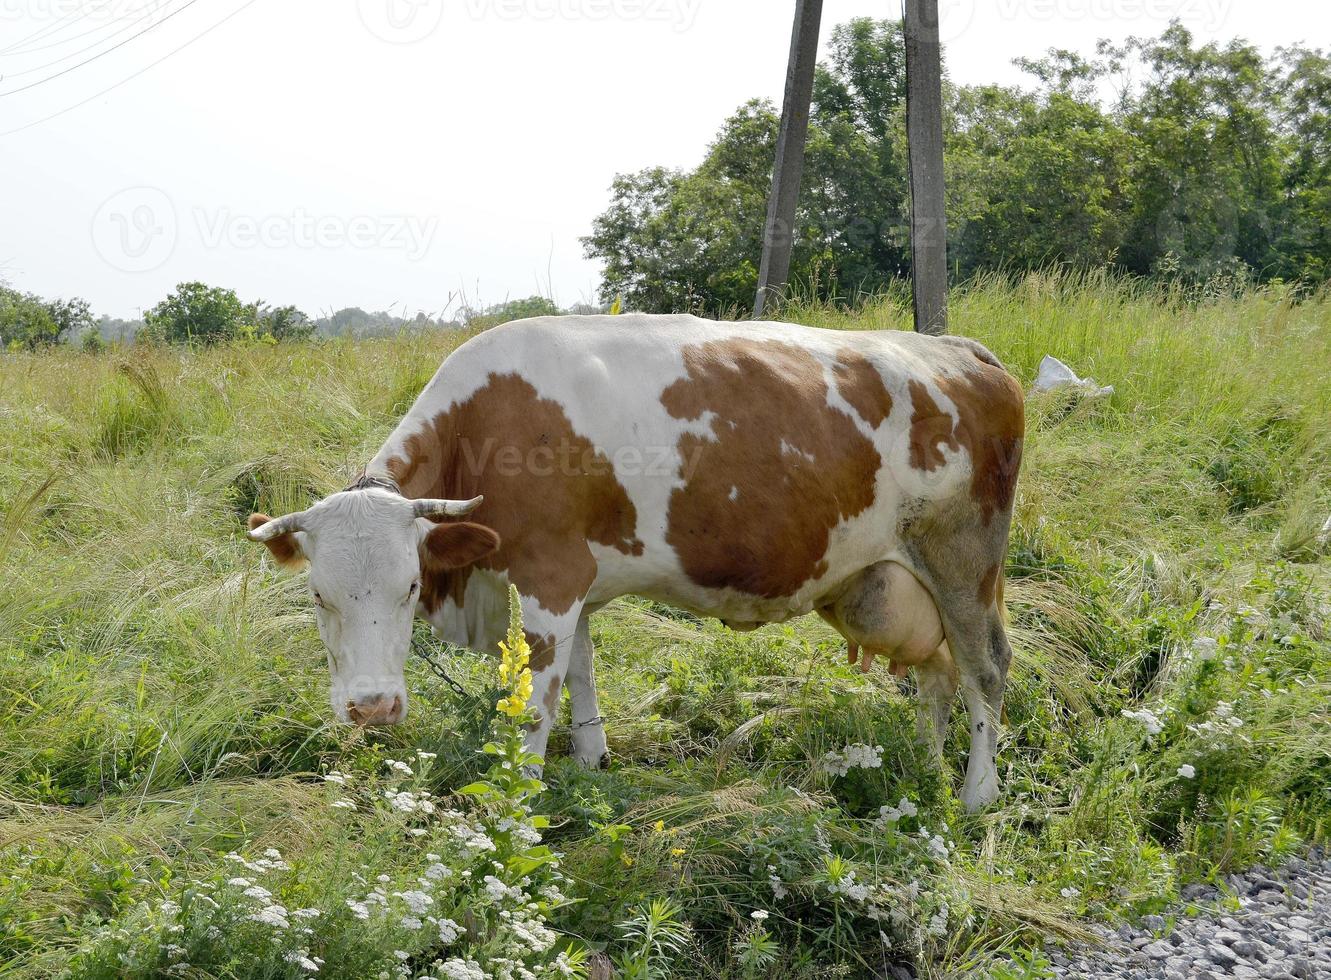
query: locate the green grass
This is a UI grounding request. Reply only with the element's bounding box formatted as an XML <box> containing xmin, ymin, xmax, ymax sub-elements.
<box><xmin>1</xmin><ymin>272</ymin><xmax>1329</xmax><ymax>978</ymax></box>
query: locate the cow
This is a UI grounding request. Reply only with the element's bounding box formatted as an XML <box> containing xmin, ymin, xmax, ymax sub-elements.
<box><xmin>247</xmin><ymin>314</ymin><xmax>1024</xmax><ymax>811</ymax></box>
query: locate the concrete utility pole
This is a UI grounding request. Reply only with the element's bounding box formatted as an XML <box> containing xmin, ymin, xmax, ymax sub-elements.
<box><xmin>752</xmin><ymin>0</ymin><xmax>824</xmax><ymax>320</ymax></box>
<box><xmin>903</xmin><ymin>0</ymin><xmax>949</xmax><ymax>335</ymax></box>
<box><xmin>754</xmin><ymin>0</ymin><xmax>949</xmax><ymax>332</ymax></box>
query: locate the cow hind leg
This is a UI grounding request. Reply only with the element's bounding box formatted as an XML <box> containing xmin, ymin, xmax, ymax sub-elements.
<box><xmin>943</xmin><ymin>605</ymin><xmax>1010</xmax><ymax>812</ymax></box>
<box><xmin>565</xmin><ymin>613</ymin><xmax>609</xmax><ymax>769</ymax></box>
<box><xmin>915</xmin><ymin>643</ymin><xmax>959</xmax><ymax>762</ymax></box>
<box><xmin>908</xmin><ymin>533</ymin><xmax>1013</xmax><ymax>812</ymax></box>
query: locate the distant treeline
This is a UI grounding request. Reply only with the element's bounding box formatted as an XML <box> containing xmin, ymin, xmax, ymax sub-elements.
<box><xmin>1</xmin><ymin>282</ymin><xmax>596</xmax><ymax>352</ymax></box>
<box><xmin>584</xmin><ymin>19</ymin><xmax>1331</xmax><ymax>314</ymax></box>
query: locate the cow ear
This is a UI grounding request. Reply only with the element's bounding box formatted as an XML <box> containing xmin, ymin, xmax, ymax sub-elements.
<box><xmin>248</xmin><ymin>514</ymin><xmax>308</xmax><ymax>570</ymax></box>
<box><xmin>421</xmin><ymin>522</ymin><xmax>501</xmax><ymax>572</ymax></box>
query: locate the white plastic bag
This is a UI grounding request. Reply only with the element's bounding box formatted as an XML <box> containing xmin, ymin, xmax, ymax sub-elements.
<box><xmin>1032</xmin><ymin>355</ymin><xmax>1115</xmax><ymax>399</ymax></box>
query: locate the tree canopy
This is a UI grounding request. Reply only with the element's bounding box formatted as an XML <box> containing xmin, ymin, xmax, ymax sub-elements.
<box><xmin>0</xmin><ymin>284</ymin><xmax>93</xmax><ymax>351</ymax></box>
<box><xmin>141</xmin><ymin>283</ymin><xmax>315</xmax><ymax>346</ymax></box>
<box><xmin>584</xmin><ymin>20</ymin><xmax>1331</xmax><ymax>314</ymax></box>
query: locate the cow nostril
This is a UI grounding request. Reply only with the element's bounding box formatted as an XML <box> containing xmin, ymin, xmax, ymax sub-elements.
<box><xmin>346</xmin><ymin>694</ymin><xmax>402</xmax><ymax>727</ymax></box>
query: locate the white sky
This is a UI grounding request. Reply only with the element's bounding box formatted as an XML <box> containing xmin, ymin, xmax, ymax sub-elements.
<box><xmin>1</xmin><ymin>0</ymin><xmax>1326</xmax><ymax>320</ymax></box>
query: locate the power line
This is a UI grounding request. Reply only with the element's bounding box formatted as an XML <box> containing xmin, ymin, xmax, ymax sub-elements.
<box><xmin>0</xmin><ymin>0</ymin><xmax>203</xmax><ymax>98</ymax></box>
<box><xmin>2</xmin><ymin>0</ymin><xmax>191</xmax><ymax>81</ymax></box>
<box><xmin>0</xmin><ymin>0</ymin><xmax>258</xmax><ymax>135</ymax></box>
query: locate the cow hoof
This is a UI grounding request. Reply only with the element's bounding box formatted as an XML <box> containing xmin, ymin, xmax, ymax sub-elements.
<box><xmin>573</xmin><ymin>751</ymin><xmax>611</xmax><ymax>771</ymax></box>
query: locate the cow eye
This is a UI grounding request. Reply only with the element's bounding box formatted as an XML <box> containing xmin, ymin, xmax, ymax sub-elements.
<box><xmin>408</xmin><ymin>582</ymin><xmax>420</xmax><ymax>598</ymax></box>
<box><xmin>312</xmin><ymin>591</ymin><xmax>326</xmax><ymax>608</ymax></box>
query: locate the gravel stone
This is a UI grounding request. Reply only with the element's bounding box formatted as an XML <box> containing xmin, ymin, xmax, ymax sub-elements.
<box><xmin>985</xmin><ymin>851</ymin><xmax>1331</xmax><ymax>979</ymax></box>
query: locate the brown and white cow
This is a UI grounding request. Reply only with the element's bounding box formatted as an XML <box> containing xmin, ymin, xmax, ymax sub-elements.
<box><xmin>247</xmin><ymin>314</ymin><xmax>1024</xmax><ymax>811</ymax></box>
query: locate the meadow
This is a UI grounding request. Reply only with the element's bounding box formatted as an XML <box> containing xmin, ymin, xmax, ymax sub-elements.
<box><xmin>1</xmin><ymin>272</ymin><xmax>1329</xmax><ymax>979</ymax></box>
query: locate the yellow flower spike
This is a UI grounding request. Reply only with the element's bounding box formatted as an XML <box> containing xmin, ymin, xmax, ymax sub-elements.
<box><xmin>494</xmin><ymin>587</ymin><xmax>535</xmax><ymax>718</ymax></box>
<box><xmin>653</xmin><ymin>820</ymin><xmax>665</xmax><ymax>833</ymax></box>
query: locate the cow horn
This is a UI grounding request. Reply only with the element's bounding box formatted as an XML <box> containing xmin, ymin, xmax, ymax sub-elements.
<box><xmin>248</xmin><ymin>511</ymin><xmax>309</xmax><ymax>542</ymax></box>
<box><xmin>413</xmin><ymin>496</ymin><xmax>484</xmax><ymax>519</ymax></box>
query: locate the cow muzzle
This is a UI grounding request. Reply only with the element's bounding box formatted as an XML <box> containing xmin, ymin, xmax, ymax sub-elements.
<box><xmin>346</xmin><ymin>693</ymin><xmax>404</xmax><ymax>727</ymax></box>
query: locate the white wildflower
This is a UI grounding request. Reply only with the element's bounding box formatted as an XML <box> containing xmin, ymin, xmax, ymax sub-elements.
<box><xmin>394</xmin><ymin>889</ymin><xmax>434</xmax><ymax>915</ymax></box>
<box><xmin>322</xmin><ymin>771</ymin><xmax>348</xmax><ymax>785</ymax></box>
<box><xmin>821</xmin><ymin>743</ymin><xmax>885</xmax><ymax>777</ymax></box>
<box><xmin>346</xmin><ymin>899</ymin><xmax>371</xmax><ymax>920</ymax></box>
<box><xmin>484</xmin><ymin>875</ymin><xmax>524</xmax><ymax>903</ymax></box>
<box><xmin>330</xmin><ymin>799</ymin><xmax>356</xmax><ymax>810</ymax></box>
<box><xmin>284</xmin><ymin>950</ymin><xmax>319</xmax><ymax>972</ymax></box>
<box><xmin>874</xmin><ymin>796</ymin><xmax>919</xmax><ymax>829</ymax></box>
<box><xmin>1192</xmin><ymin>637</ymin><xmax>1219</xmax><ymax>661</ymax></box>
<box><xmin>400</xmin><ymin>915</ymin><xmax>423</xmax><ymax>931</ymax></box>
<box><xmin>385</xmin><ymin>759</ymin><xmax>414</xmax><ymax>776</ymax></box>
<box><xmin>1121</xmin><ymin>707</ymin><xmax>1165</xmax><ymax>735</ymax></box>
<box><xmin>437</xmin><ymin>917</ymin><xmax>465</xmax><ymax>944</ymax></box>
<box><xmin>416</xmin><ymin>750</ymin><xmax>438</xmax><ymax>760</ymax></box>
<box><xmin>1177</xmin><ymin>764</ymin><xmax>1196</xmax><ymax>779</ymax></box>
<box><xmin>751</xmin><ymin>909</ymin><xmax>770</xmax><ymax>922</ymax></box>
<box><xmin>226</xmin><ymin>877</ymin><xmax>252</xmax><ymax>889</ymax></box>
<box><xmin>248</xmin><ymin>904</ymin><xmax>290</xmax><ymax>929</ymax></box>
<box><xmin>437</xmin><ymin>957</ymin><xmax>486</xmax><ymax>980</ymax></box>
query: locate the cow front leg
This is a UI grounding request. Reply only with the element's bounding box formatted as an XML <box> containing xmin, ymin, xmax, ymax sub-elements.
<box><xmin>515</xmin><ymin>598</ymin><xmax>581</xmax><ymax>767</ymax></box>
<box><xmin>565</xmin><ymin>613</ymin><xmax>609</xmax><ymax>768</ymax></box>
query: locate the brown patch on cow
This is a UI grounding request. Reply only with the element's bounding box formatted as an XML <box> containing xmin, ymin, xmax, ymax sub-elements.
<box><xmin>978</xmin><ymin>563</ymin><xmax>1002</xmax><ymax>607</ymax></box>
<box><xmin>907</xmin><ymin>380</ymin><xmax>960</xmax><ymax>473</ymax></box>
<box><xmin>418</xmin><ymin>524</ymin><xmax>501</xmax><ymax>616</ymax></box>
<box><xmin>833</xmin><ymin>349</ymin><xmax>893</xmax><ymax>428</ymax></box>
<box><xmin>907</xmin><ymin>353</ymin><xmax>1025</xmax><ymax>524</ymax></box>
<box><xmin>248</xmin><ymin>514</ymin><xmax>307</xmax><ymax>570</ymax></box>
<box><xmin>422</xmin><ymin>523</ymin><xmax>501</xmax><ymax>571</ymax></box>
<box><xmin>935</xmin><ymin>362</ymin><xmax>1025</xmax><ymax>524</ymax></box>
<box><xmin>388</xmin><ymin>373</ymin><xmax>644</xmax><ymax>616</ymax></box>
<box><xmin>541</xmin><ymin>673</ymin><xmax>562</xmax><ymax>723</ymax></box>
<box><xmin>660</xmin><ymin>339</ymin><xmax>880</xmax><ymax>598</ymax></box>
<box><xmin>526</xmin><ymin>632</ymin><xmax>558</xmax><ymax>673</ymax></box>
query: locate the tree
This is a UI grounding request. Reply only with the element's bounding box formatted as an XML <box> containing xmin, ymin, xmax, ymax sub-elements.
<box><xmin>465</xmin><ymin>296</ymin><xmax>564</xmax><ymax>330</ymax></box>
<box><xmin>251</xmin><ymin>303</ymin><xmax>315</xmax><ymax>342</ymax></box>
<box><xmin>1271</xmin><ymin>45</ymin><xmax>1331</xmax><ymax>282</ymax></box>
<box><xmin>0</xmin><ymin>285</ymin><xmax>93</xmax><ymax>350</ymax></box>
<box><xmin>143</xmin><ymin>282</ymin><xmax>252</xmax><ymax>345</ymax></box>
<box><xmin>583</xmin><ymin>18</ymin><xmax>1331</xmax><ymax>311</ymax></box>
<box><xmin>946</xmin><ymin>81</ymin><xmax>1132</xmax><ymax>276</ymax></box>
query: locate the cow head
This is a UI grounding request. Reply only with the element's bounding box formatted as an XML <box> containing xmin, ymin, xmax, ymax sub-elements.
<box><xmin>247</xmin><ymin>489</ymin><xmax>500</xmax><ymax>726</ymax></box>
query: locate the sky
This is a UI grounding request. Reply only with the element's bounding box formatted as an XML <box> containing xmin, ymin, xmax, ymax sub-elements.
<box><xmin>1</xmin><ymin>0</ymin><xmax>1327</xmax><ymax>321</ymax></box>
